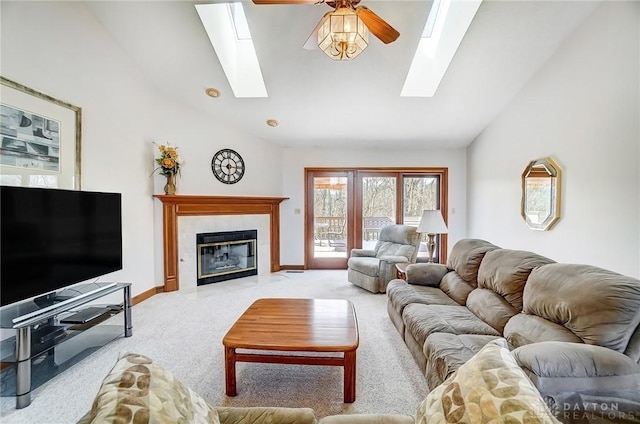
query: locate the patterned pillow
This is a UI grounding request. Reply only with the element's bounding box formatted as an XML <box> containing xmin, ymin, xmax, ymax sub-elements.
<box><xmin>81</xmin><ymin>352</ymin><xmax>220</xmax><ymax>424</ymax></box>
<box><xmin>416</xmin><ymin>339</ymin><xmax>560</xmax><ymax>424</ymax></box>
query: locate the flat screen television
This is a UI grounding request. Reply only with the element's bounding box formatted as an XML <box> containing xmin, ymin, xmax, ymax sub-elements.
<box><xmin>0</xmin><ymin>186</ymin><xmax>122</xmax><ymax>307</ymax></box>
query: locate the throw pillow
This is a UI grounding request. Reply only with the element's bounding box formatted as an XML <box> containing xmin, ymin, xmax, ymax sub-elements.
<box><xmin>416</xmin><ymin>339</ymin><xmax>560</xmax><ymax>424</ymax></box>
<box><xmin>80</xmin><ymin>352</ymin><xmax>220</xmax><ymax>424</ymax></box>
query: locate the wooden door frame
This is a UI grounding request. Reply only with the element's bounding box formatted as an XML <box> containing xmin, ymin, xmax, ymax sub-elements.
<box><xmin>305</xmin><ymin>170</ymin><xmax>355</xmax><ymax>269</ymax></box>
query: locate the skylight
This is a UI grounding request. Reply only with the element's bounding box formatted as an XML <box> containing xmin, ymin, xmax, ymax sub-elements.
<box><xmin>229</xmin><ymin>3</ymin><xmax>251</xmax><ymax>40</ymax></box>
<box><xmin>195</xmin><ymin>3</ymin><xmax>268</xmax><ymax>98</ymax></box>
<box><xmin>421</xmin><ymin>0</ymin><xmax>442</xmax><ymax>38</ymax></box>
<box><xmin>401</xmin><ymin>0</ymin><xmax>482</xmax><ymax>97</ymax></box>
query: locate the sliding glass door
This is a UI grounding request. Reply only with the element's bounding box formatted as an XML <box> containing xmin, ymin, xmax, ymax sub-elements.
<box><xmin>305</xmin><ymin>168</ymin><xmax>448</xmax><ymax>269</ymax></box>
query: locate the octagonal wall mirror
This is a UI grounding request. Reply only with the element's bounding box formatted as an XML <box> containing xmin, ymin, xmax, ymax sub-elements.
<box><xmin>521</xmin><ymin>157</ymin><xmax>562</xmax><ymax>231</ymax></box>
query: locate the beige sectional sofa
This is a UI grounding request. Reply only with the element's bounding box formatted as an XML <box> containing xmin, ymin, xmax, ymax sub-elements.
<box><xmin>387</xmin><ymin>239</ymin><xmax>640</xmax><ymax>417</ymax></box>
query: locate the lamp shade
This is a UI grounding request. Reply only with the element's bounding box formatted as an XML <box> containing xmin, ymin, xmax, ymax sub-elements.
<box><xmin>317</xmin><ymin>6</ymin><xmax>369</xmax><ymax>61</ymax></box>
<box><xmin>417</xmin><ymin>210</ymin><xmax>448</xmax><ymax>234</ymax></box>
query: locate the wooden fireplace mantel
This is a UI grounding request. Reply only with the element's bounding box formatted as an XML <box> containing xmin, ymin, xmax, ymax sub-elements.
<box><xmin>154</xmin><ymin>195</ymin><xmax>288</xmax><ymax>292</ymax></box>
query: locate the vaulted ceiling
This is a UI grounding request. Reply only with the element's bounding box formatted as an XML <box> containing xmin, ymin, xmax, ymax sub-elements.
<box><xmin>85</xmin><ymin>1</ymin><xmax>600</xmax><ymax>149</ymax></box>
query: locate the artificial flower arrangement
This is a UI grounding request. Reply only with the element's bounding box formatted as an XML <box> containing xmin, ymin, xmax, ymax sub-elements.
<box><xmin>153</xmin><ymin>142</ymin><xmax>182</xmax><ymax>177</ymax></box>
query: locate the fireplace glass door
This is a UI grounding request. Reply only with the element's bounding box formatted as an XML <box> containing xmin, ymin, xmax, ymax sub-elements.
<box><xmin>197</xmin><ymin>230</ymin><xmax>257</xmax><ymax>285</ymax></box>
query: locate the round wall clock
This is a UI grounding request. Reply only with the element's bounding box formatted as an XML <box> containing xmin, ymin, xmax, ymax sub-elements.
<box><xmin>211</xmin><ymin>148</ymin><xmax>245</xmax><ymax>184</ymax></box>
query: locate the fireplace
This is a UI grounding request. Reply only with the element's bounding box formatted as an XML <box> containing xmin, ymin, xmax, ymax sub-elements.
<box><xmin>155</xmin><ymin>195</ymin><xmax>287</xmax><ymax>292</ymax></box>
<box><xmin>197</xmin><ymin>230</ymin><xmax>257</xmax><ymax>285</ymax></box>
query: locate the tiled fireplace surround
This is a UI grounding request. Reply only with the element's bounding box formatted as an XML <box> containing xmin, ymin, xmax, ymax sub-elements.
<box><xmin>155</xmin><ymin>195</ymin><xmax>288</xmax><ymax>292</ymax></box>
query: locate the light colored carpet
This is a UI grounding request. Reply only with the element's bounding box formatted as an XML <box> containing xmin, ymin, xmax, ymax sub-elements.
<box><xmin>0</xmin><ymin>270</ymin><xmax>429</xmax><ymax>423</ymax></box>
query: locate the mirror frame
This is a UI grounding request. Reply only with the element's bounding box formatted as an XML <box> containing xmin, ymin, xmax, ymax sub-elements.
<box><xmin>521</xmin><ymin>157</ymin><xmax>562</xmax><ymax>231</ymax></box>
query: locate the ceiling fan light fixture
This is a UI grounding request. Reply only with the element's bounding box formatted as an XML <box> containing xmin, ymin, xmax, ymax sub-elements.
<box><xmin>317</xmin><ymin>5</ymin><xmax>369</xmax><ymax>61</ymax></box>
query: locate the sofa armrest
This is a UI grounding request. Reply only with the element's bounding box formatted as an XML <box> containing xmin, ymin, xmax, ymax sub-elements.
<box><xmin>377</xmin><ymin>256</ymin><xmax>411</xmax><ymax>291</ymax></box>
<box><xmin>350</xmin><ymin>248</ymin><xmax>376</xmax><ymax>258</ymax></box>
<box><xmin>319</xmin><ymin>414</ymin><xmax>414</xmax><ymax>424</ymax></box>
<box><xmin>216</xmin><ymin>407</ymin><xmax>318</xmax><ymax>424</ymax></box>
<box><xmin>512</xmin><ymin>341</ymin><xmax>640</xmax><ymax>393</ymax></box>
<box><xmin>405</xmin><ymin>263</ymin><xmax>449</xmax><ymax>287</ymax></box>
<box><xmin>379</xmin><ymin>255</ymin><xmax>411</xmax><ymax>264</ymax></box>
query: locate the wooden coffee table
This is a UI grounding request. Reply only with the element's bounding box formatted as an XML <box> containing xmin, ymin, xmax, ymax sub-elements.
<box><xmin>222</xmin><ymin>298</ymin><xmax>359</xmax><ymax>402</ymax></box>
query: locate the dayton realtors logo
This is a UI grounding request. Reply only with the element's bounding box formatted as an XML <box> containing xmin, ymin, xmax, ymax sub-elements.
<box><xmin>559</xmin><ymin>402</ymin><xmax>636</xmax><ymax>422</ymax></box>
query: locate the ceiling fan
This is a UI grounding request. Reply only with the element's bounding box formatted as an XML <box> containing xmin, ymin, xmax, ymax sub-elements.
<box><xmin>252</xmin><ymin>0</ymin><xmax>400</xmax><ymax>60</ymax></box>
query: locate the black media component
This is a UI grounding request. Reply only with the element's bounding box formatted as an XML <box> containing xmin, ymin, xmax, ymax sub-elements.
<box><xmin>60</xmin><ymin>306</ymin><xmax>111</xmax><ymax>324</ymax></box>
<box><xmin>0</xmin><ymin>186</ymin><xmax>123</xmax><ymax>307</ymax></box>
<box><xmin>30</xmin><ymin>324</ymin><xmax>67</xmax><ymax>355</ymax></box>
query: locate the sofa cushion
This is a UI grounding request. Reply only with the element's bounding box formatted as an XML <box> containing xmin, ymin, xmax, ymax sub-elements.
<box><xmin>504</xmin><ymin>314</ymin><xmax>583</xmax><ymax>348</ymax></box>
<box><xmin>376</xmin><ymin>243</ymin><xmax>414</xmax><ymax>260</ymax></box>
<box><xmin>347</xmin><ymin>257</ymin><xmax>381</xmax><ymax>277</ymax></box>
<box><xmin>423</xmin><ymin>333</ymin><xmax>501</xmax><ymax>391</ymax></box>
<box><xmin>375</xmin><ymin>224</ymin><xmax>419</xmax><ymax>250</ymax></box>
<box><xmin>387</xmin><ymin>281</ymin><xmax>458</xmax><ymax>317</ymax></box>
<box><xmin>512</xmin><ymin>341</ymin><xmax>640</xmax><ymax>393</ymax></box>
<box><xmin>438</xmin><ymin>272</ymin><xmax>475</xmax><ymax>305</ymax></box>
<box><xmin>466</xmin><ymin>289</ymin><xmax>518</xmax><ymax>334</ymax></box>
<box><xmin>403</xmin><ymin>304</ymin><xmax>500</xmax><ymax>348</ymax></box>
<box><xmin>477</xmin><ymin>249</ymin><xmax>555</xmax><ymax>312</ymax></box>
<box><xmin>446</xmin><ymin>239</ymin><xmax>500</xmax><ymax>286</ymax></box>
<box><xmin>373</xmin><ymin>224</ymin><xmax>419</xmax><ymax>264</ymax></box>
<box><xmin>80</xmin><ymin>352</ymin><xmax>220</xmax><ymax>424</ymax></box>
<box><xmin>523</xmin><ymin>263</ymin><xmax>640</xmax><ymax>352</ymax></box>
<box><xmin>416</xmin><ymin>339</ymin><xmax>560</xmax><ymax>424</ymax></box>
<box><xmin>387</xmin><ymin>283</ymin><xmax>458</xmax><ymax>337</ymax></box>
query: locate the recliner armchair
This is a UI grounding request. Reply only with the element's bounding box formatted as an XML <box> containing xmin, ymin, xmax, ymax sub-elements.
<box><xmin>347</xmin><ymin>224</ymin><xmax>421</xmax><ymax>293</ymax></box>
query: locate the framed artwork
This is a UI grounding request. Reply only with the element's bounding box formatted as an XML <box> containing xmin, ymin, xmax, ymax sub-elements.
<box><xmin>0</xmin><ymin>76</ymin><xmax>81</xmax><ymax>189</ymax></box>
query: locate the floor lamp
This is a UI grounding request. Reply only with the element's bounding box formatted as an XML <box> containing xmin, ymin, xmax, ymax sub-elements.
<box><xmin>417</xmin><ymin>210</ymin><xmax>448</xmax><ymax>263</ymax></box>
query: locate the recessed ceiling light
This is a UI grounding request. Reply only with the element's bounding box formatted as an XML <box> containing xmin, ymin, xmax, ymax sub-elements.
<box><xmin>266</xmin><ymin>119</ymin><xmax>279</xmax><ymax>127</ymax></box>
<box><xmin>205</xmin><ymin>88</ymin><xmax>221</xmax><ymax>98</ymax></box>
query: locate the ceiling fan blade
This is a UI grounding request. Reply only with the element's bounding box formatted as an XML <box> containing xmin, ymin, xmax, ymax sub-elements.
<box><xmin>253</xmin><ymin>0</ymin><xmax>321</xmax><ymax>4</ymax></box>
<box><xmin>355</xmin><ymin>6</ymin><xmax>400</xmax><ymax>44</ymax></box>
<box><xmin>303</xmin><ymin>11</ymin><xmax>332</xmax><ymax>50</ymax></box>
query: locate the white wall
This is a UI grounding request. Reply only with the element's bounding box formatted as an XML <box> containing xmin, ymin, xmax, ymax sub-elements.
<box><xmin>1</xmin><ymin>1</ymin><xmax>284</xmax><ymax>298</ymax></box>
<box><xmin>467</xmin><ymin>1</ymin><xmax>640</xmax><ymax>278</ymax></box>
<box><xmin>280</xmin><ymin>147</ymin><xmax>467</xmax><ymax>265</ymax></box>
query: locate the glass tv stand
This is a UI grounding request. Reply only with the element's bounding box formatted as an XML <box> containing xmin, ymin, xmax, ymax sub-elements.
<box><xmin>0</xmin><ymin>282</ymin><xmax>132</xmax><ymax>409</ymax></box>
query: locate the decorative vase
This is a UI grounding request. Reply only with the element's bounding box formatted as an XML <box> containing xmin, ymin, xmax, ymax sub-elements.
<box><xmin>164</xmin><ymin>174</ymin><xmax>176</xmax><ymax>195</ymax></box>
